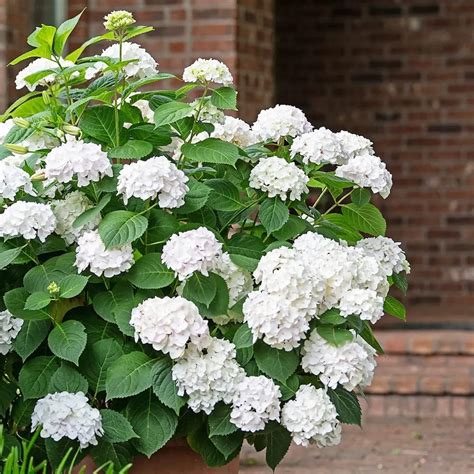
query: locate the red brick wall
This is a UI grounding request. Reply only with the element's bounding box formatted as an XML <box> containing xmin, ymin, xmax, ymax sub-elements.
<box><xmin>276</xmin><ymin>0</ymin><xmax>474</xmax><ymax>314</ymax></box>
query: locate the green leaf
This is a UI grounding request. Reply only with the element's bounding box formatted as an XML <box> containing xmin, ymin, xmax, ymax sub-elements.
<box><xmin>106</xmin><ymin>351</ymin><xmax>155</xmax><ymax>400</ymax></box>
<box><xmin>59</xmin><ymin>275</ymin><xmax>89</xmax><ymax>299</ymax></box>
<box><xmin>89</xmin><ymin>441</ymin><xmax>132</xmax><ymax>472</ymax></box>
<box><xmin>227</xmin><ymin>234</ymin><xmax>265</xmax><ymax>272</ymax></box>
<box><xmin>73</xmin><ymin>194</ymin><xmax>111</xmax><ymax>229</ymax></box>
<box><xmin>187</xmin><ymin>426</ymin><xmax>227</xmax><ymax>467</ymax></box>
<box><xmin>48</xmin><ymin>320</ymin><xmax>87</xmax><ymax>365</ymax></box>
<box><xmin>196</xmin><ymin>273</ymin><xmax>229</xmax><ymax>319</ymax></box>
<box><xmin>342</xmin><ymin>203</ymin><xmax>386</xmax><ymax>236</ymax></box>
<box><xmin>101</xmin><ymin>409</ymin><xmax>138</xmax><ymax>443</ymax></box>
<box><xmin>108</xmin><ymin>140</ymin><xmax>153</xmax><ymax>160</ymax></box>
<box><xmin>0</xmin><ymin>380</ymin><xmax>17</xmax><ymax>417</ymax></box>
<box><xmin>98</xmin><ymin>210</ymin><xmax>148</xmax><ymax>249</ymax></box>
<box><xmin>66</xmin><ymin>32</ymin><xmax>115</xmax><ymax>63</ymax></box>
<box><xmin>152</xmin><ymin>357</ymin><xmax>187</xmax><ymax>415</ymax></box>
<box><xmin>123</xmin><ymin>73</ymin><xmax>175</xmax><ymax>97</ymax></box>
<box><xmin>392</xmin><ymin>272</ymin><xmax>408</xmax><ymax>295</ymax></box>
<box><xmin>181</xmin><ymin>138</ymin><xmax>240</xmax><ymax>167</ymax></box>
<box><xmin>278</xmin><ymin>373</ymin><xmax>300</xmax><ymax>401</ymax></box>
<box><xmin>80</xmin><ymin>338</ymin><xmax>124</xmax><ymax>395</ymax></box>
<box><xmin>4</xmin><ymin>287</ymin><xmax>49</xmax><ymax>321</ymax></box>
<box><xmin>208</xmin><ymin>403</ymin><xmax>237</xmax><ymax>437</ymax></box>
<box><xmin>45</xmin><ymin>438</ymin><xmax>78</xmax><ymax>470</ymax></box>
<box><xmin>233</xmin><ymin>323</ymin><xmax>253</xmax><ymax>349</ymax></box>
<box><xmin>93</xmin><ymin>282</ymin><xmax>133</xmax><ymax>324</ymax></box>
<box><xmin>206</xmin><ymin>179</ymin><xmax>243</xmax><ymax>211</ymax></box>
<box><xmin>265</xmin><ymin>422</ymin><xmax>292</xmax><ymax>470</ymax></box>
<box><xmin>24</xmin><ymin>292</ymin><xmax>51</xmax><ymax>310</ymax></box>
<box><xmin>359</xmin><ymin>322</ymin><xmax>384</xmax><ymax>354</ymax></box>
<box><xmin>80</xmin><ymin>106</ymin><xmax>120</xmax><ymax>145</ymax></box>
<box><xmin>154</xmin><ymin>101</ymin><xmax>193</xmax><ymax>126</ymax></box>
<box><xmin>254</xmin><ymin>341</ymin><xmax>299</xmax><ymax>383</ymax></box>
<box><xmin>146</xmin><ymin>209</ymin><xmax>179</xmax><ymax>244</ymax></box>
<box><xmin>53</xmin><ymin>10</ymin><xmax>84</xmax><ymax>55</ymax></box>
<box><xmin>211</xmin><ymin>431</ymin><xmax>243</xmax><ymax>460</ymax></box>
<box><xmin>182</xmin><ymin>272</ymin><xmax>217</xmax><ymax>306</ymax></box>
<box><xmin>210</xmin><ymin>87</ymin><xmax>238</xmax><ymax>110</ymax></box>
<box><xmin>319</xmin><ymin>309</ymin><xmax>346</xmax><ymax>326</ymax></box>
<box><xmin>127</xmin><ymin>253</ymin><xmax>175</xmax><ymax>289</ymax></box>
<box><xmin>49</xmin><ymin>362</ymin><xmax>88</xmax><ymax>393</ymax></box>
<box><xmin>272</xmin><ymin>215</ymin><xmax>308</xmax><ymax>241</ymax></box>
<box><xmin>13</xmin><ymin>319</ymin><xmax>50</xmax><ymax>361</ymax></box>
<box><xmin>259</xmin><ymin>198</ymin><xmax>289</xmax><ymax>234</ymax></box>
<box><xmin>351</xmin><ymin>188</ymin><xmax>371</xmax><ymax>206</ymax></box>
<box><xmin>317</xmin><ymin>325</ymin><xmax>353</xmax><ymax>347</ymax></box>
<box><xmin>175</xmin><ymin>179</ymin><xmax>211</xmax><ymax>214</ymax></box>
<box><xmin>0</xmin><ymin>247</ymin><xmax>24</xmax><ymax>270</ymax></box>
<box><xmin>328</xmin><ymin>388</ymin><xmax>361</xmax><ymax>425</ymax></box>
<box><xmin>384</xmin><ymin>295</ymin><xmax>406</xmax><ymax>320</ymax></box>
<box><xmin>18</xmin><ymin>356</ymin><xmax>60</xmax><ymax>399</ymax></box>
<box><xmin>128</xmin><ymin>391</ymin><xmax>178</xmax><ymax>457</ymax></box>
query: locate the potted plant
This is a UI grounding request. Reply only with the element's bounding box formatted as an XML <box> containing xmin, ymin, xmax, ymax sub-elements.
<box><xmin>0</xmin><ymin>9</ymin><xmax>410</xmax><ymax>473</ymax></box>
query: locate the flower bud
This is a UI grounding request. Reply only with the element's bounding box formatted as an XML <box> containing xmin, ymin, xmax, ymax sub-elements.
<box><xmin>13</xmin><ymin>117</ymin><xmax>29</xmax><ymax>129</ymax></box>
<box><xmin>62</xmin><ymin>124</ymin><xmax>81</xmax><ymax>136</ymax></box>
<box><xmin>4</xmin><ymin>143</ymin><xmax>28</xmax><ymax>154</ymax></box>
<box><xmin>47</xmin><ymin>281</ymin><xmax>60</xmax><ymax>296</ymax></box>
<box><xmin>103</xmin><ymin>10</ymin><xmax>136</xmax><ymax>31</ymax></box>
<box><xmin>56</xmin><ymin>130</ymin><xmax>65</xmax><ymax>139</ymax></box>
<box><xmin>42</xmin><ymin>90</ymin><xmax>51</xmax><ymax>105</ymax></box>
<box><xmin>31</xmin><ymin>171</ymin><xmax>46</xmax><ymax>182</ymax></box>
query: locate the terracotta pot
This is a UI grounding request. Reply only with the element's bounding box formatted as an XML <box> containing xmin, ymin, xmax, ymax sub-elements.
<box><xmin>73</xmin><ymin>439</ymin><xmax>240</xmax><ymax>474</ymax></box>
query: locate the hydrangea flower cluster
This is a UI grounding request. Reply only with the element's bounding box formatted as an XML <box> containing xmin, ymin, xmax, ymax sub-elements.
<box><xmin>0</xmin><ymin>310</ymin><xmax>23</xmax><ymax>355</ymax></box>
<box><xmin>183</xmin><ymin>58</ymin><xmax>233</xmax><ymax>85</ymax></box>
<box><xmin>0</xmin><ymin>160</ymin><xmax>34</xmax><ymax>200</ymax></box>
<box><xmin>31</xmin><ymin>392</ymin><xmax>103</xmax><ymax>448</ymax></box>
<box><xmin>211</xmin><ymin>116</ymin><xmax>256</xmax><ymax>148</ymax></box>
<box><xmin>117</xmin><ymin>155</ymin><xmax>188</xmax><ymax>206</ymax></box>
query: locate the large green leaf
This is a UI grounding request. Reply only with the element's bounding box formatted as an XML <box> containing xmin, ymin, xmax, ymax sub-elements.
<box><xmin>73</xmin><ymin>194</ymin><xmax>111</xmax><ymax>229</ymax></box>
<box><xmin>392</xmin><ymin>272</ymin><xmax>408</xmax><ymax>295</ymax></box>
<box><xmin>211</xmin><ymin>431</ymin><xmax>243</xmax><ymax>460</ymax></box>
<box><xmin>328</xmin><ymin>388</ymin><xmax>361</xmax><ymax>425</ymax></box>
<box><xmin>89</xmin><ymin>441</ymin><xmax>133</xmax><ymax>472</ymax></box>
<box><xmin>0</xmin><ymin>247</ymin><xmax>24</xmax><ymax>270</ymax></box>
<box><xmin>101</xmin><ymin>409</ymin><xmax>138</xmax><ymax>443</ymax></box>
<box><xmin>146</xmin><ymin>209</ymin><xmax>179</xmax><ymax>245</ymax></box>
<box><xmin>53</xmin><ymin>10</ymin><xmax>83</xmax><ymax>55</ymax></box>
<box><xmin>187</xmin><ymin>426</ymin><xmax>228</xmax><ymax>467</ymax></box>
<box><xmin>4</xmin><ymin>288</ymin><xmax>49</xmax><ymax>321</ymax></box>
<box><xmin>206</xmin><ymin>179</ymin><xmax>243</xmax><ymax>211</ymax></box>
<box><xmin>254</xmin><ymin>341</ymin><xmax>299</xmax><ymax>383</ymax></box>
<box><xmin>24</xmin><ymin>292</ymin><xmax>51</xmax><ymax>311</ymax></box>
<box><xmin>92</xmin><ymin>282</ymin><xmax>134</xmax><ymax>324</ymax></box>
<box><xmin>182</xmin><ymin>272</ymin><xmax>217</xmax><ymax>306</ymax></box>
<box><xmin>154</xmin><ymin>101</ymin><xmax>193</xmax><ymax>126</ymax></box>
<box><xmin>48</xmin><ymin>320</ymin><xmax>87</xmax><ymax>365</ymax></box>
<box><xmin>80</xmin><ymin>105</ymin><xmax>120</xmax><ymax>145</ymax></box>
<box><xmin>383</xmin><ymin>295</ymin><xmax>406</xmax><ymax>320</ymax></box>
<box><xmin>208</xmin><ymin>403</ymin><xmax>237</xmax><ymax>437</ymax></box>
<box><xmin>259</xmin><ymin>198</ymin><xmax>289</xmax><ymax>234</ymax></box>
<box><xmin>265</xmin><ymin>422</ymin><xmax>292</xmax><ymax>470</ymax></box>
<box><xmin>181</xmin><ymin>138</ymin><xmax>240</xmax><ymax>167</ymax></box>
<box><xmin>317</xmin><ymin>325</ymin><xmax>353</xmax><ymax>347</ymax></box>
<box><xmin>13</xmin><ymin>319</ymin><xmax>50</xmax><ymax>361</ymax></box>
<box><xmin>210</xmin><ymin>87</ymin><xmax>237</xmax><ymax>110</ymax></box>
<box><xmin>98</xmin><ymin>210</ymin><xmax>148</xmax><ymax>249</ymax></box>
<box><xmin>108</xmin><ymin>140</ymin><xmax>153</xmax><ymax>160</ymax></box>
<box><xmin>226</xmin><ymin>234</ymin><xmax>265</xmax><ymax>272</ymax></box>
<box><xmin>49</xmin><ymin>362</ymin><xmax>88</xmax><ymax>393</ymax></box>
<box><xmin>59</xmin><ymin>275</ymin><xmax>89</xmax><ymax>299</ymax></box>
<box><xmin>233</xmin><ymin>323</ymin><xmax>253</xmax><ymax>349</ymax></box>
<box><xmin>342</xmin><ymin>203</ymin><xmax>386</xmax><ymax>236</ymax></box>
<box><xmin>18</xmin><ymin>356</ymin><xmax>60</xmax><ymax>399</ymax></box>
<box><xmin>175</xmin><ymin>179</ymin><xmax>211</xmax><ymax>214</ymax></box>
<box><xmin>128</xmin><ymin>391</ymin><xmax>178</xmax><ymax>457</ymax></box>
<box><xmin>106</xmin><ymin>351</ymin><xmax>155</xmax><ymax>400</ymax></box>
<box><xmin>127</xmin><ymin>253</ymin><xmax>175</xmax><ymax>289</ymax></box>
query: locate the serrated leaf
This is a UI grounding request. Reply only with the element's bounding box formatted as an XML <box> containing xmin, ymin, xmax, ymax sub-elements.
<box><xmin>181</xmin><ymin>138</ymin><xmax>240</xmax><ymax>167</ymax></box>
<box><xmin>127</xmin><ymin>253</ymin><xmax>175</xmax><ymax>289</ymax></box>
<box><xmin>154</xmin><ymin>101</ymin><xmax>193</xmax><ymax>126</ymax></box>
<box><xmin>272</xmin><ymin>215</ymin><xmax>308</xmax><ymax>241</ymax></box>
<box><xmin>48</xmin><ymin>320</ymin><xmax>87</xmax><ymax>365</ymax></box>
<box><xmin>328</xmin><ymin>387</ymin><xmax>361</xmax><ymax>425</ymax></box>
<box><xmin>80</xmin><ymin>105</ymin><xmax>119</xmax><ymax>145</ymax></box>
<box><xmin>319</xmin><ymin>308</ymin><xmax>346</xmax><ymax>326</ymax></box>
<box><xmin>98</xmin><ymin>210</ymin><xmax>148</xmax><ymax>249</ymax></box>
<box><xmin>210</xmin><ymin>87</ymin><xmax>237</xmax><ymax>110</ymax></box>
<box><xmin>4</xmin><ymin>287</ymin><xmax>49</xmax><ymax>321</ymax></box>
<box><xmin>265</xmin><ymin>422</ymin><xmax>292</xmax><ymax>470</ymax></box>
<box><xmin>0</xmin><ymin>247</ymin><xmax>24</xmax><ymax>270</ymax></box>
<box><xmin>53</xmin><ymin>10</ymin><xmax>83</xmax><ymax>55</ymax></box>
<box><xmin>13</xmin><ymin>319</ymin><xmax>50</xmax><ymax>361</ymax></box>
<box><xmin>108</xmin><ymin>140</ymin><xmax>153</xmax><ymax>160</ymax></box>
<box><xmin>206</xmin><ymin>178</ymin><xmax>243</xmax><ymax>211</ymax></box>
<box><xmin>342</xmin><ymin>203</ymin><xmax>386</xmax><ymax>236</ymax></box>
<box><xmin>278</xmin><ymin>373</ymin><xmax>300</xmax><ymax>401</ymax></box>
<box><xmin>187</xmin><ymin>426</ymin><xmax>227</xmax><ymax>467</ymax></box>
<box><xmin>182</xmin><ymin>272</ymin><xmax>217</xmax><ymax>306</ymax></box>
<box><xmin>254</xmin><ymin>341</ymin><xmax>299</xmax><ymax>383</ymax></box>
<box><xmin>59</xmin><ymin>275</ymin><xmax>89</xmax><ymax>298</ymax></box>
<box><xmin>24</xmin><ymin>292</ymin><xmax>51</xmax><ymax>310</ymax></box>
<box><xmin>211</xmin><ymin>431</ymin><xmax>243</xmax><ymax>460</ymax></box>
<box><xmin>89</xmin><ymin>441</ymin><xmax>133</xmax><ymax>472</ymax></box>
<box><xmin>146</xmin><ymin>209</ymin><xmax>179</xmax><ymax>245</ymax></box>
<box><xmin>49</xmin><ymin>363</ymin><xmax>88</xmax><ymax>393</ymax></box>
<box><xmin>151</xmin><ymin>357</ymin><xmax>186</xmax><ymax>415</ymax></box>
<box><xmin>392</xmin><ymin>272</ymin><xmax>408</xmax><ymax>295</ymax></box>
<box><xmin>259</xmin><ymin>198</ymin><xmax>289</xmax><ymax>234</ymax></box>
<box><xmin>351</xmin><ymin>188</ymin><xmax>371</xmax><ymax>206</ymax></box>
<box><xmin>233</xmin><ymin>323</ymin><xmax>253</xmax><ymax>349</ymax></box>
<box><xmin>384</xmin><ymin>295</ymin><xmax>406</xmax><ymax>320</ymax></box>
<box><xmin>19</xmin><ymin>356</ymin><xmax>60</xmax><ymax>399</ymax></box>
<box><xmin>317</xmin><ymin>325</ymin><xmax>353</xmax><ymax>347</ymax></box>
<box><xmin>208</xmin><ymin>403</ymin><xmax>237</xmax><ymax>437</ymax></box>
<box><xmin>73</xmin><ymin>194</ymin><xmax>111</xmax><ymax>229</ymax></box>
<box><xmin>101</xmin><ymin>409</ymin><xmax>138</xmax><ymax>443</ymax></box>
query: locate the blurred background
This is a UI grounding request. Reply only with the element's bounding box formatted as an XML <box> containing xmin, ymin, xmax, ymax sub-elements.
<box><xmin>1</xmin><ymin>1</ymin><xmax>473</xmax><ymax>472</ymax></box>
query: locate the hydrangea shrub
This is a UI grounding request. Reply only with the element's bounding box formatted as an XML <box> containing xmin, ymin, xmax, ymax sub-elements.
<box><xmin>0</xmin><ymin>10</ymin><xmax>410</xmax><ymax>471</ymax></box>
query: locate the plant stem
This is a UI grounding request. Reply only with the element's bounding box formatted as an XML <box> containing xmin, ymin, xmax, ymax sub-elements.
<box><xmin>321</xmin><ymin>188</ymin><xmax>355</xmax><ymax>217</ymax></box>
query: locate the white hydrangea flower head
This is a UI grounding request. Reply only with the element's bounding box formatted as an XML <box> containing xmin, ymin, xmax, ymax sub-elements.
<box><xmin>0</xmin><ymin>161</ymin><xmax>34</xmax><ymax>200</ymax></box>
<box><xmin>230</xmin><ymin>376</ymin><xmax>281</xmax><ymax>432</ymax></box>
<box><xmin>0</xmin><ymin>201</ymin><xmax>55</xmax><ymax>242</ymax></box>
<box><xmin>211</xmin><ymin>252</ymin><xmax>253</xmax><ymax>306</ymax></box>
<box><xmin>183</xmin><ymin>58</ymin><xmax>233</xmax><ymax>85</ymax></box>
<box><xmin>31</xmin><ymin>392</ymin><xmax>103</xmax><ymax>448</ymax></box>
<box><xmin>44</xmin><ymin>138</ymin><xmax>112</xmax><ymax>187</ymax></box>
<box><xmin>243</xmin><ymin>290</ymin><xmax>311</xmax><ymax>350</ymax></box>
<box><xmin>338</xmin><ymin>288</ymin><xmax>384</xmax><ymax>324</ymax></box>
<box><xmin>249</xmin><ymin>156</ymin><xmax>309</xmax><ymax>201</ymax></box>
<box><xmin>191</xmin><ymin>98</ymin><xmax>225</xmax><ymax>124</ymax></box>
<box><xmin>51</xmin><ymin>191</ymin><xmax>100</xmax><ymax>245</ymax></box>
<box><xmin>162</xmin><ymin>227</ymin><xmax>223</xmax><ymax>280</ymax></box>
<box><xmin>335</xmin><ymin>130</ymin><xmax>374</xmax><ymax>159</ymax></box>
<box><xmin>130</xmin><ymin>296</ymin><xmax>209</xmax><ymax>359</ymax></box>
<box><xmin>15</xmin><ymin>57</ymin><xmax>76</xmax><ymax>91</ymax></box>
<box><xmin>129</xmin><ymin>95</ymin><xmax>155</xmax><ymax>123</ymax></box>
<box><xmin>252</xmin><ymin>105</ymin><xmax>313</xmax><ymax>143</ymax></box>
<box><xmin>211</xmin><ymin>116</ymin><xmax>256</xmax><ymax>148</ymax></box>
<box><xmin>281</xmin><ymin>385</ymin><xmax>341</xmax><ymax>447</ymax></box>
<box><xmin>74</xmin><ymin>230</ymin><xmax>134</xmax><ymax>277</ymax></box>
<box><xmin>117</xmin><ymin>156</ymin><xmax>188</xmax><ymax>207</ymax></box>
<box><xmin>290</xmin><ymin>127</ymin><xmax>347</xmax><ymax>165</ymax></box>
<box><xmin>335</xmin><ymin>153</ymin><xmax>393</xmax><ymax>198</ymax></box>
<box><xmin>356</xmin><ymin>236</ymin><xmax>410</xmax><ymax>276</ymax></box>
<box><xmin>172</xmin><ymin>336</ymin><xmax>245</xmax><ymax>414</ymax></box>
<box><xmin>348</xmin><ymin>246</ymin><xmax>387</xmax><ymax>294</ymax></box>
<box><xmin>0</xmin><ymin>310</ymin><xmax>23</xmax><ymax>355</ymax></box>
<box><xmin>301</xmin><ymin>330</ymin><xmax>377</xmax><ymax>391</ymax></box>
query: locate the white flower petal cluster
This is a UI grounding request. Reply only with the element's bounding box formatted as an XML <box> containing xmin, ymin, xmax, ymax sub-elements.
<box><xmin>31</xmin><ymin>392</ymin><xmax>103</xmax><ymax>448</ymax></box>
<box><xmin>191</xmin><ymin>98</ymin><xmax>225</xmax><ymax>124</ymax></box>
<box><xmin>75</xmin><ymin>230</ymin><xmax>134</xmax><ymax>277</ymax></box>
<box><xmin>281</xmin><ymin>385</ymin><xmax>341</xmax><ymax>447</ymax></box>
<box><xmin>252</xmin><ymin>105</ymin><xmax>313</xmax><ymax>143</ymax></box>
<box><xmin>183</xmin><ymin>58</ymin><xmax>233</xmax><ymax>85</ymax></box>
<box><xmin>0</xmin><ymin>310</ymin><xmax>23</xmax><ymax>355</ymax></box>
<box><xmin>0</xmin><ymin>161</ymin><xmax>34</xmax><ymax>200</ymax></box>
<box><xmin>51</xmin><ymin>191</ymin><xmax>100</xmax><ymax>245</ymax></box>
<box><xmin>335</xmin><ymin>130</ymin><xmax>374</xmax><ymax>159</ymax></box>
<box><xmin>335</xmin><ymin>153</ymin><xmax>393</xmax><ymax>198</ymax></box>
<box><xmin>356</xmin><ymin>236</ymin><xmax>410</xmax><ymax>276</ymax></box>
<box><xmin>44</xmin><ymin>139</ymin><xmax>112</xmax><ymax>187</ymax></box>
<box><xmin>230</xmin><ymin>376</ymin><xmax>281</xmax><ymax>432</ymax></box>
<box><xmin>86</xmin><ymin>42</ymin><xmax>158</xmax><ymax>80</ymax></box>
<box><xmin>15</xmin><ymin>58</ymin><xmax>75</xmax><ymax>91</ymax></box>
<box><xmin>338</xmin><ymin>288</ymin><xmax>384</xmax><ymax>324</ymax></box>
<box><xmin>302</xmin><ymin>330</ymin><xmax>377</xmax><ymax>391</ymax></box>
<box><xmin>172</xmin><ymin>336</ymin><xmax>245</xmax><ymax>414</ymax></box>
<box><xmin>117</xmin><ymin>156</ymin><xmax>188</xmax><ymax>207</ymax></box>
<box><xmin>0</xmin><ymin>201</ymin><xmax>55</xmax><ymax>242</ymax></box>
<box><xmin>162</xmin><ymin>227</ymin><xmax>222</xmax><ymax>280</ymax></box>
<box><xmin>211</xmin><ymin>116</ymin><xmax>256</xmax><ymax>148</ymax></box>
<box><xmin>211</xmin><ymin>252</ymin><xmax>253</xmax><ymax>307</ymax></box>
<box><xmin>130</xmin><ymin>296</ymin><xmax>209</xmax><ymax>359</ymax></box>
<box><xmin>249</xmin><ymin>156</ymin><xmax>309</xmax><ymax>201</ymax></box>
<box><xmin>291</xmin><ymin>127</ymin><xmax>346</xmax><ymax>165</ymax></box>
